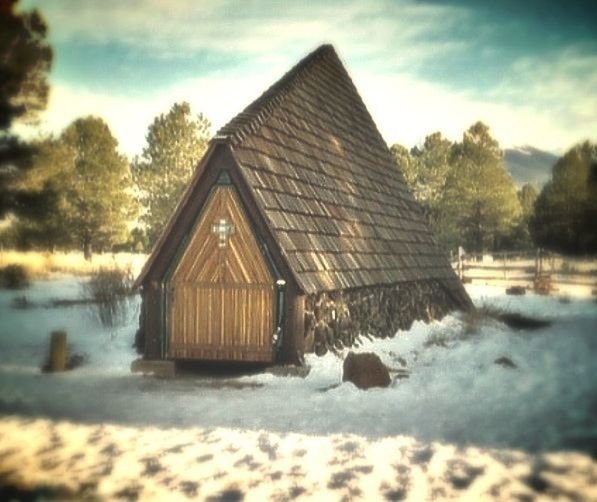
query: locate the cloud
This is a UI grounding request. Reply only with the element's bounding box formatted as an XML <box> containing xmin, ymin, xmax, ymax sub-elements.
<box><xmin>358</xmin><ymin>67</ymin><xmax>595</xmax><ymax>154</ymax></box>
<box><xmin>17</xmin><ymin>56</ymin><xmax>593</xmax><ymax>160</ymax></box>
<box><xmin>34</xmin><ymin>0</ymin><xmax>467</xmax><ymax>64</ymax></box>
<box><xmin>475</xmin><ymin>48</ymin><xmax>597</xmax><ymax>150</ymax></box>
<box><xmin>14</xmin><ymin>67</ymin><xmax>287</xmax><ymax>157</ymax></box>
<box><xmin>19</xmin><ymin>0</ymin><xmax>597</xmax><ymax>155</ymax></box>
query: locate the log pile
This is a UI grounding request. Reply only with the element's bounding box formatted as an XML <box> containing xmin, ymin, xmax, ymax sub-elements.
<box><xmin>304</xmin><ymin>279</ymin><xmax>466</xmax><ymax>355</ymax></box>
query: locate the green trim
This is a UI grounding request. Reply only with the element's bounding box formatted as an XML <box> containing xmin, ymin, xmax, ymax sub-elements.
<box><xmin>160</xmin><ymin>193</ymin><xmax>209</xmax><ymax>357</ymax></box>
<box><xmin>160</xmin><ymin>284</ymin><xmax>166</xmax><ymax>358</ymax></box>
<box><xmin>240</xmin><ymin>189</ymin><xmax>287</xmax><ymax>359</ymax></box>
<box><xmin>217</xmin><ymin>171</ymin><xmax>232</xmax><ymax>185</ymax></box>
<box><xmin>159</xmin><ymin>176</ymin><xmax>286</xmax><ymax>361</ymax></box>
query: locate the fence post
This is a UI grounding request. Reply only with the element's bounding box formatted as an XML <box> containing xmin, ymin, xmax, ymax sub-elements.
<box><xmin>458</xmin><ymin>246</ymin><xmax>464</xmax><ymax>281</ymax></box>
<box><xmin>49</xmin><ymin>330</ymin><xmax>67</xmax><ymax>372</ymax></box>
<box><xmin>539</xmin><ymin>248</ymin><xmax>543</xmax><ymax>277</ymax></box>
<box><xmin>503</xmin><ymin>252</ymin><xmax>507</xmax><ymax>280</ymax></box>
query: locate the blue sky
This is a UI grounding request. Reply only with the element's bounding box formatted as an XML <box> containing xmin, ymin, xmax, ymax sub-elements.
<box><xmin>19</xmin><ymin>0</ymin><xmax>597</xmax><ymax>156</ymax></box>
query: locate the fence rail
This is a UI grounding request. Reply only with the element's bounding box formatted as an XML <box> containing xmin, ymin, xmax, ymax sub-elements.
<box><xmin>452</xmin><ymin>249</ymin><xmax>597</xmax><ymax>296</ymax></box>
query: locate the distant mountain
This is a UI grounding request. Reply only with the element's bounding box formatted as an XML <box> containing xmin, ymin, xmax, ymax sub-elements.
<box><xmin>504</xmin><ymin>146</ymin><xmax>558</xmax><ymax>187</ymax></box>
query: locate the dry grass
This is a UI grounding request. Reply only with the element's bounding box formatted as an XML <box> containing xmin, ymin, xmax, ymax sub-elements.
<box><xmin>83</xmin><ymin>267</ymin><xmax>135</xmax><ymax>327</ymax></box>
<box><xmin>0</xmin><ymin>250</ymin><xmax>147</xmax><ymax>278</ymax></box>
<box><xmin>0</xmin><ymin>264</ymin><xmax>30</xmax><ymax>289</ymax></box>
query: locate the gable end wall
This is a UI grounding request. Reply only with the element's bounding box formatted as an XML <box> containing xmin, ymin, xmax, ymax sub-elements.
<box><xmin>138</xmin><ymin>144</ymin><xmax>305</xmax><ymax>363</ymax></box>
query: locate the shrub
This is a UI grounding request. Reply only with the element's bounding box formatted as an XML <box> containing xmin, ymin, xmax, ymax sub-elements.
<box><xmin>560</xmin><ymin>261</ymin><xmax>578</xmax><ymax>274</ymax></box>
<box><xmin>0</xmin><ymin>264</ymin><xmax>30</xmax><ymax>289</ymax></box>
<box><xmin>424</xmin><ymin>331</ymin><xmax>450</xmax><ymax>348</ymax></box>
<box><xmin>83</xmin><ymin>267</ymin><xmax>134</xmax><ymax>327</ymax></box>
<box><xmin>11</xmin><ymin>295</ymin><xmax>33</xmax><ymax>309</ymax></box>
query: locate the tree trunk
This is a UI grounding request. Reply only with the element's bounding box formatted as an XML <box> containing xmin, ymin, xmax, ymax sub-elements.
<box><xmin>83</xmin><ymin>238</ymin><xmax>92</xmax><ymax>261</ymax></box>
<box><xmin>475</xmin><ymin>202</ymin><xmax>483</xmax><ymax>254</ymax></box>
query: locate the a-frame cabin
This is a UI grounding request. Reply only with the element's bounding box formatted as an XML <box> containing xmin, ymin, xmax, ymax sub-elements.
<box><xmin>135</xmin><ymin>45</ymin><xmax>472</xmax><ymax>365</ymax></box>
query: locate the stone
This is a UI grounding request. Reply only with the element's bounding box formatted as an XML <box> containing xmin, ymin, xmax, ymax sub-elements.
<box><xmin>67</xmin><ymin>353</ymin><xmax>87</xmax><ymax>370</ymax></box>
<box><xmin>266</xmin><ymin>365</ymin><xmax>310</xmax><ymax>378</ymax></box>
<box><xmin>534</xmin><ymin>276</ymin><xmax>554</xmax><ymax>295</ymax></box>
<box><xmin>494</xmin><ymin>356</ymin><xmax>517</xmax><ymax>369</ymax></box>
<box><xmin>506</xmin><ymin>286</ymin><xmax>526</xmax><ymax>295</ymax></box>
<box><xmin>313</xmin><ymin>321</ymin><xmax>329</xmax><ymax>355</ymax></box>
<box><xmin>131</xmin><ymin>359</ymin><xmax>176</xmax><ymax>378</ymax></box>
<box><xmin>342</xmin><ymin>352</ymin><xmax>391</xmax><ymax>389</ymax></box>
<box><xmin>497</xmin><ymin>312</ymin><xmax>552</xmax><ymax>331</ymax></box>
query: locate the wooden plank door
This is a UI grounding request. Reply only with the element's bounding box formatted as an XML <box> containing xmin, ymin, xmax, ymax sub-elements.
<box><xmin>167</xmin><ymin>185</ymin><xmax>275</xmax><ymax>362</ymax></box>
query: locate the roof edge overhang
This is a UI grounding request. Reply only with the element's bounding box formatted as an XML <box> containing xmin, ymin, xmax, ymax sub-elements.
<box><xmin>134</xmin><ymin>140</ymin><xmax>221</xmax><ymax>288</ymax></box>
<box><xmin>134</xmin><ymin>140</ymin><xmax>303</xmax><ymax>295</ymax></box>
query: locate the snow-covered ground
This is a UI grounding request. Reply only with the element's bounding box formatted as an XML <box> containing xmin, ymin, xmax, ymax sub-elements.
<box><xmin>1</xmin><ymin>416</ymin><xmax>595</xmax><ymax>501</ymax></box>
<box><xmin>0</xmin><ymin>278</ymin><xmax>596</xmax><ymax>499</ymax></box>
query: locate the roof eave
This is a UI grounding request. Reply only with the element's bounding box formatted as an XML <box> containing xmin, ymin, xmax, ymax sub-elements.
<box><xmin>134</xmin><ymin>140</ymin><xmax>221</xmax><ymax>288</ymax></box>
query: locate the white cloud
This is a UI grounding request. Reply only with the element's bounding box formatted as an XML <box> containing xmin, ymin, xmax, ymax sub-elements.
<box><xmin>14</xmin><ymin>68</ymin><xmax>287</xmax><ymax>157</ymax></box>
<box><xmin>357</xmin><ymin>69</ymin><xmax>594</xmax><ymax>154</ymax></box>
<box><xmin>19</xmin><ymin>0</ymin><xmax>597</xmax><ymax>155</ymax></box>
<box><xmin>17</xmin><ymin>60</ymin><xmax>593</xmax><ymax>160</ymax></box>
<box><xmin>32</xmin><ymin>0</ymin><xmax>466</xmax><ymax>63</ymax></box>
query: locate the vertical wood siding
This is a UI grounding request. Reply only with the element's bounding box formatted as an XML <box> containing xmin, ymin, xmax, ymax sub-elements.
<box><xmin>168</xmin><ymin>186</ymin><xmax>274</xmax><ymax>362</ymax></box>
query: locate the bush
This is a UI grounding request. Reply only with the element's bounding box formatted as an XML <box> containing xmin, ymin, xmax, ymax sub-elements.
<box><xmin>424</xmin><ymin>331</ymin><xmax>450</xmax><ymax>348</ymax></box>
<box><xmin>0</xmin><ymin>264</ymin><xmax>30</xmax><ymax>289</ymax></box>
<box><xmin>560</xmin><ymin>261</ymin><xmax>578</xmax><ymax>274</ymax></box>
<box><xmin>83</xmin><ymin>267</ymin><xmax>134</xmax><ymax>327</ymax></box>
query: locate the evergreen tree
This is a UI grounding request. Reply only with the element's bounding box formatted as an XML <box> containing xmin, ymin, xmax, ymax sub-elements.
<box><xmin>61</xmin><ymin>117</ymin><xmax>136</xmax><ymax>259</ymax></box>
<box><xmin>392</xmin><ymin>133</ymin><xmax>457</xmax><ymax>250</ymax></box>
<box><xmin>518</xmin><ymin>183</ymin><xmax>538</xmax><ymax>220</ymax></box>
<box><xmin>390</xmin><ymin>143</ymin><xmax>418</xmax><ymax>189</ymax></box>
<box><xmin>410</xmin><ymin>132</ymin><xmax>452</xmax><ymax>209</ymax></box>
<box><xmin>501</xmin><ymin>183</ymin><xmax>538</xmax><ymax>250</ymax></box>
<box><xmin>0</xmin><ymin>0</ymin><xmax>53</xmax><ymax>217</ymax></box>
<box><xmin>531</xmin><ymin>141</ymin><xmax>597</xmax><ymax>254</ymax></box>
<box><xmin>10</xmin><ymin>137</ymin><xmax>74</xmax><ymax>250</ymax></box>
<box><xmin>410</xmin><ymin>132</ymin><xmax>454</xmax><ymax>246</ymax></box>
<box><xmin>445</xmin><ymin>122</ymin><xmax>521</xmax><ymax>253</ymax></box>
<box><xmin>133</xmin><ymin>102</ymin><xmax>211</xmax><ymax>248</ymax></box>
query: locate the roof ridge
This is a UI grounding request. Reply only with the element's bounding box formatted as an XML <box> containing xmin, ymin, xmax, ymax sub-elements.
<box><xmin>215</xmin><ymin>44</ymin><xmax>337</xmax><ymax>146</ymax></box>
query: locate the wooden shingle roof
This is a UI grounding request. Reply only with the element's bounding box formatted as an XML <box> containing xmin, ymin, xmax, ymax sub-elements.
<box><xmin>216</xmin><ymin>44</ymin><xmax>458</xmax><ymax>294</ymax></box>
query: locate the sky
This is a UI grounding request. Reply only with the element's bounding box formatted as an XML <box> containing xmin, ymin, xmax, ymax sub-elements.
<box><xmin>18</xmin><ymin>0</ymin><xmax>597</xmax><ymax>157</ymax></box>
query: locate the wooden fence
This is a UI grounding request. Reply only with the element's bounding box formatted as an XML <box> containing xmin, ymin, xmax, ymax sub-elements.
<box><xmin>452</xmin><ymin>249</ymin><xmax>597</xmax><ymax>296</ymax></box>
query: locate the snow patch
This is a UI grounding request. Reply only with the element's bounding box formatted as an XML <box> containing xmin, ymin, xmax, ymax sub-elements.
<box><xmin>0</xmin><ymin>279</ymin><xmax>596</xmax><ymax>454</ymax></box>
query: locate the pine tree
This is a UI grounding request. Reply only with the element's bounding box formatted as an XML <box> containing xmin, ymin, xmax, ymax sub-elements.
<box><xmin>445</xmin><ymin>122</ymin><xmax>521</xmax><ymax>253</ymax></box>
<box><xmin>410</xmin><ymin>132</ymin><xmax>454</xmax><ymax>246</ymax></box>
<box><xmin>392</xmin><ymin>134</ymin><xmax>457</xmax><ymax>250</ymax></box>
<box><xmin>518</xmin><ymin>183</ymin><xmax>538</xmax><ymax>220</ymax></box>
<box><xmin>510</xmin><ymin>183</ymin><xmax>538</xmax><ymax>249</ymax></box>
<box><xmin>532</xmin><ymin>141</ymin><xmax>597</xmax><ymax>254</ymax></box>
<box><xmin>0</xmin><ymin>0</ymin><xmax>53</xmax><ymax>217</ymax></box>
<box><xmin>61</xmin><ymin>117</ymin><xmax>136</xmax><ymax>259</ymax></box>
<box><xmin>133</xmin><ymin>102</ymin><xmax>211</xmax><ymax>249</ymax></box>
<box><xmin>390</xmin><ymin>143</ymin><xmax>418</xmax><ymax>189</ymax></box>
<box><xmin>10</xmin><ymin>137</ymin><xmax>74</xmax><ymax>250</ymax></box>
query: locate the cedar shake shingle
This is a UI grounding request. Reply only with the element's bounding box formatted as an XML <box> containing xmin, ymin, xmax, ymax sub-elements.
<box><xmin>217</xmin><ymin>45</ymin><xmax>457</xmax><ymax>294</ymax></box>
